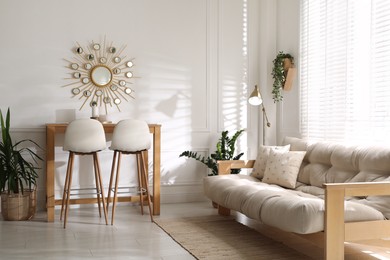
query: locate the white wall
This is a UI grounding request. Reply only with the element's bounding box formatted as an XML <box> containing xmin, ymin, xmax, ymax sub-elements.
<box><xmin>255</xmin><ymin>0</ymin><xmax>301</xmax><ymax>146</ymax></box>
<box><xmin>0</xmin><ymin>0</ymin><xmax>261</xmax><ymax>210</ymax></box>
<box><xmin>276</xmin><ymin>0</ymin><xmax>301</xmax><ymax>141</ymax></box>
<box><xmin>257</xmin><ymin>0</ymin><xmax>278</xmax><ymax>146</ymax></box>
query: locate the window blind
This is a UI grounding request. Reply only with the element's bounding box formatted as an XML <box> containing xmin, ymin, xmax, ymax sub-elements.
<box><xmin>300</xmin><ymin>0</ymin><xmax>390</xmax><ymax>145</ymax></box>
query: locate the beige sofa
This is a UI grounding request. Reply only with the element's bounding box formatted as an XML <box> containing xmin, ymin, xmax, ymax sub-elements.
<box><xmin>203</xmin><ymin>136</ymin><xmax>390</xmax><ymax>260</ymax></box>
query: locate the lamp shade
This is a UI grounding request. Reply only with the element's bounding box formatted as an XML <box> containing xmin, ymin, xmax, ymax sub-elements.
<box><xmin>248</xmin><ymin>85</ymin><xmax>263</xmax><ymax>106</ymax></box>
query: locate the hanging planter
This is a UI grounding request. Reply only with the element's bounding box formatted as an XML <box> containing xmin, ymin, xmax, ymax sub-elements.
<box><xmin>271</xmin><ymin>51</ymin><xmax>296</xmax><ymax>102</ymax></box>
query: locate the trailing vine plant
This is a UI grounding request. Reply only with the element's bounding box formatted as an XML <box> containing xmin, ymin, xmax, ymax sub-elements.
<box><xmin>271</xmin><ymin>51</ymin><xmax>294</xmax><ymax>102</ymax></box>
<box><xmin>179</xmin><ymin>129</ymin><xmax>245</xmax><ymax>176</ymax></box>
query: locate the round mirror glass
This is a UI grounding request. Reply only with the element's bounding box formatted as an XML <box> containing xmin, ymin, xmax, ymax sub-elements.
<box><xmin>91</xmin><ymin>65</ymin><xmax>112</xmax><ymax>87</ymax></box>
<box><xmin>83</xmin><ymin>90</ymin><xmax>91</xmax><ymax>97</ymax></box>
<box><xmin>72</xmin><ymin>88</ymin><xmax>80</xmax><ymax>95</ymax></box>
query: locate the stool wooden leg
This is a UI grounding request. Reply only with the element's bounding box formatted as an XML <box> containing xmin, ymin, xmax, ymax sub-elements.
<box><xmin>140</xmin><ymin>151</ymin><xmax>153</xmax><ymax>222</ymax></box>
<box><xmin>60</xmin><ymin>153</ymin><xmax>72</xmax><ymax>221</ymax></box>
<box><xmin>107</xmin><ymin>151</ymin><xmax>118</xmax><ymax>210</ymax></box>
<box><xmin>64</xmin><ymin>153</ymin><xmax>75</xmax><ymax>228</ymax></box>
<box><xmin>136</xmin><ymin>154</ymin><xmax>144</xmax><ymax>215</ymax></box>
<box><xmin>111</xmin><ymin>152</ymin><xmax>122</xmax><ymax>225</ymax></box>
<box><xmin>93</xmin><ymin>155</ymin><xmax>102</xmax><ymax>218</ymax></box>
<box><xmin>94</xmin><ymin>153</ymin><xmax>108</xmax><ymax>225</ymax></box>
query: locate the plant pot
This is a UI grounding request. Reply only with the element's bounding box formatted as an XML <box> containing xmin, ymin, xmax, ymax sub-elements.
<box><xmin>1</xmin><ymin>189</ymin><xmax>36</xmax><ymax>221</ymax></box>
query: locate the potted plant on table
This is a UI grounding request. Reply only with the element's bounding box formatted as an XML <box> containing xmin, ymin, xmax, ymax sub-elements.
<box><xmin>179</xmin><ymin>129</ymin><xmax>245</xmax><ymax>176</ymax></box>
<box><xmin>0</xmin><ymin>108</ymin><xmax>42</xmax><ymax>220</ymax></box>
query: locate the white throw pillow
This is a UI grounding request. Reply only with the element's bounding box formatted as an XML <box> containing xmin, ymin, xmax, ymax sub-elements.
<box><xmin>251</xmin><ymin>145</ymin><xmax>290</xmax><ymax>180</ymax></box>
<box><xmin>262</xmin><ymin>149</ymin><xmax>306</xmax><ymax>189</ymax></box>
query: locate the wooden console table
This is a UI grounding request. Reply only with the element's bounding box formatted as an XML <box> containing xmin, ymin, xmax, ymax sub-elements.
<box><xmin>45</xmin><ymin>123</ymin><xmax>161</xmax><ymax>222</ymax></box>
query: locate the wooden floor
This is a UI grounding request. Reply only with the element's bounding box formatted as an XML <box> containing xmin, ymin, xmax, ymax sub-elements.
<box><xmin>235</xmin><ymin>212</ymin><xmax>390</xmax><ymax>259</ymax></box>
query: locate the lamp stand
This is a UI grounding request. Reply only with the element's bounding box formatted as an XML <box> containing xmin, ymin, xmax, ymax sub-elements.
<box><xmin>261</xmin><ymin>103</ymin><xmax>270</xmax><ymax>145</ymax></box>
<box><xmin>248</xmin><ymin>85</ymin><xmax>271</xmax><ymax>146</ymax></box>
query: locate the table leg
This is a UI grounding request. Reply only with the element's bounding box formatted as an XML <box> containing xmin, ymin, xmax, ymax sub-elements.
<box><xmin>153</xmin><ymin>126</ymin><xmax>161</xmax><ymax>215</ymax></box>
<box><xmin>46</xmin><ymin>126</ymin><xmax>55</xmax><ymax>222</ymax></box>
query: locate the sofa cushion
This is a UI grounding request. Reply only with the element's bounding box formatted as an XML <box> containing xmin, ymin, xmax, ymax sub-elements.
<box><xmin>251</xmin><ymin>145</ymin><xmax>290</xmax><ymax>180</ymax></box>
<box><xmin>259</xmin><ymin>191</ymin><xmax>385</xmax><ymax>234</ymax></box>
<box><xmin>356</xmin><ymin>195</ymin><xmax>390</xmax><ymax>220</ymax></box>
<box><xmin>295</xmin><ymin>184</ymin><xmax>325</xmax><ymax>197</ymax></box>
<box><xmin>262</xmin><ymin>150</ymin><xmax>306</xmax><ymax>189</ymax></box>
<box><xmin>282</xmin><ymin>137</ymin><xmax>311</xmax><ymax>184</ymax></box>
<box><xmin>283</xmin><ymin>136</ymin><xmax>310</xmax><ymax>152</ymax></box>
<box><xmin>203</xmin><ymin>174</ymin><xmax>385</xmax><ymax>234</ymax></box>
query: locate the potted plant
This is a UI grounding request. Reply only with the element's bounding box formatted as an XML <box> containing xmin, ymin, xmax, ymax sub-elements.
<box><xmin>271</xmin><ymin>51</ymin><xmax>294</xmax><ymax>102</ymax></box>
<box><xmin>0</xmin><ymin>108</ymin><xmax>42</xmax><ymax>220</ymax></box>
<box><xmin>179</xmin><ymin>129</ymin><xmax>245</xmax><ymax>176</ymax></box>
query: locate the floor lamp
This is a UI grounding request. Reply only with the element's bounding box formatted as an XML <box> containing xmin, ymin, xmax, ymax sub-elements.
<box><xmin>248</xmin><ymin>85</ymin><xmax>271</xmax><ymax>145</ymax></box>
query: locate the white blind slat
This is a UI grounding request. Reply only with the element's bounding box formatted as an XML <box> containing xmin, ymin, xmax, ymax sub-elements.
<box><xmin>300</xmin><ymin>0</ymin><xmax>390</xmax><ymax>145</ymax></box>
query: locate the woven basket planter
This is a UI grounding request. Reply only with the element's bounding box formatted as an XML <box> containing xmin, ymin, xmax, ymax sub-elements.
<box><xmin>1</xmin><ymin>189</ymin><xmax>36</xmax><ymax>221</ymax></box>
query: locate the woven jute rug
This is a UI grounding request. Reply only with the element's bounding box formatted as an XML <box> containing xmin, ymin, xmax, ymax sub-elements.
<box><xmin>154</xmin><ymin>215</ymin><xmax>312</xmax><ymax>260</ymax></box>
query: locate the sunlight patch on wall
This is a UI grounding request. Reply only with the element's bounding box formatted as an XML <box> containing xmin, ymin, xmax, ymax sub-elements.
<box><xmin>220</xmin><ymin>0</ymin><xmax>249</xmax><ymax>157</ymax></box>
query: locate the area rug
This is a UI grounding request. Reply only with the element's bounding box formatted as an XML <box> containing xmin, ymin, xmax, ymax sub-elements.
<box><xmin>154</xmin><ymin>215</ymin><xmax>312</xmax><ymax>260</ymax></box>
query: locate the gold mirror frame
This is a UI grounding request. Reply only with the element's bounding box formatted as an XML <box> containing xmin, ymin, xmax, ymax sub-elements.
<box><xmin>63</xmin><ymin>37</ymin><xmax>136</xmax><ymax>114</ymax></box>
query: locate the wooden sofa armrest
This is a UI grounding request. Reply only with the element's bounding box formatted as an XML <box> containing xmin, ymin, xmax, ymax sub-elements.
<box><xmin>323</xmin><ymin>181</ymin><xmax>390</xmax><ymax>260</ymax></box>
<box><xmin>324</xmin><ymin>181</ymin><xmax>390</xmax><ymax>196</ymax></box>
<box><xmin>217</xmin><ymin>160</ymin><xmax>255</xmax><ymax>175</ymax></box>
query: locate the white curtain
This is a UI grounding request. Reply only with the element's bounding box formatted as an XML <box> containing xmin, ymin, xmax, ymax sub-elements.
<box><xmin>300</xmin><ymin>0</ymin><xmax>390</xmax><ymax>145</ymax></box>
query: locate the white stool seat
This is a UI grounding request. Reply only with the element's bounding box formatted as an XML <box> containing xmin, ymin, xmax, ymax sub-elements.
<box><xmin>64</xmin><ymin>118</ymin><xmax>107</xmax><ymax>153</ymax></box>
<box><xmin>110</xmin><ymin>119</ymin><xmax>151</xmax><ymax>152</ymax></box>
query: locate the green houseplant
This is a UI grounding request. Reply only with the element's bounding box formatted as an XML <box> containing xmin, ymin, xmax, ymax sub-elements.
<box><xmin>179</xmin><ymin>129</ymin><xmax>245</xmax><ymax>176</ymax></box>
<box><xmin>271</xmin><ymin>51</ymin><xmax>294</xmax><ymax>102</ymax></box>
<box><xmin>0</xmin><ymin>108</ymin><xmax>42</xmax><ymax>220</ymax></box>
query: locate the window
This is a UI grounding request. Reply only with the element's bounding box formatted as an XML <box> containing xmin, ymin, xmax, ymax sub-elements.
<box><xmin>300</xmin><ymin>0</ymin><xmax>390</xmax><ymax>144</ymax></box>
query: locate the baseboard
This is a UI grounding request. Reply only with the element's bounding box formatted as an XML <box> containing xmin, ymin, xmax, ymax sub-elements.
<box><xmin>161</xmin><ymin>181</ymin><xmax>209</xmax><ymax>203</ymax></box>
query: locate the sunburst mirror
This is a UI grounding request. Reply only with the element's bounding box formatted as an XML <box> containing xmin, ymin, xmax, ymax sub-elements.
<box><xmin>63</xmin><ymin>37</ymin><xmax>136</xmax><ymax>114</ymax></box>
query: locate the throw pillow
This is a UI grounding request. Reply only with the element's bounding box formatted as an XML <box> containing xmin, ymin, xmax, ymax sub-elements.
<box><xmin>262</xmin><ymin>149</ymin><xmax>306</xmax><ymax>189</ymax></box>
<box><xmin>251</xmin><ymin>145</ymin><xmax>290</xmax><ymax>180</ymax></box>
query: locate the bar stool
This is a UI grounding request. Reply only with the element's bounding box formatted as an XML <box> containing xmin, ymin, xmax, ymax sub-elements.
<box><xmin>107</xmin><ymin>119</ymin><xmax>153</xmax><ymax>225</ymax></box>
<box><xmin>60</xmin><ymin>118</ymin><xmax>108</xmax><ymax>228</ymax></box>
